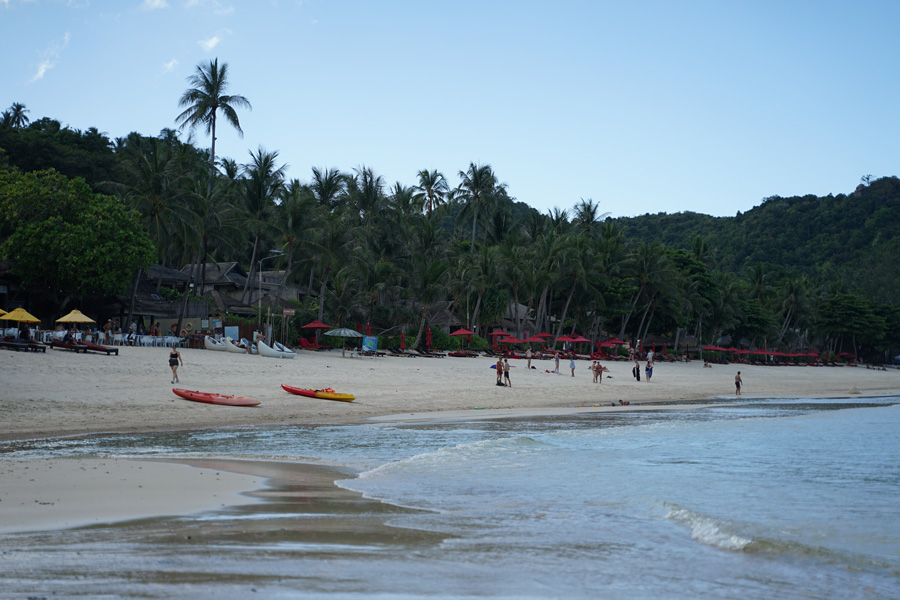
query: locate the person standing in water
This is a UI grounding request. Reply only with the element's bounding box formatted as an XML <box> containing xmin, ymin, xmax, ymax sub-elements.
<box><xmin>169</xmin><ymin>346</ymin><xmax>183</xmax><ymax>384</ymax></box>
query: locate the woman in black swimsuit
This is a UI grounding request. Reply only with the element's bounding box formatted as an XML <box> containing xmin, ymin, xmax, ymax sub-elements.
<box><xmin>169</xmin><ymin>347</ymin><xmax>183</xmax><ymax>384</ymax></box>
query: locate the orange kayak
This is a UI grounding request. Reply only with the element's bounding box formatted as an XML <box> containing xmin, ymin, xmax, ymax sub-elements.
<box><xmin>172</xmin><ymin>388</ymin><xmax>260</xmax><ymax>407</ymax></box>
<box><xmin>281</xmin><ymin>384</ymin><xmax>355</xmax><ymax>402</ymax></box>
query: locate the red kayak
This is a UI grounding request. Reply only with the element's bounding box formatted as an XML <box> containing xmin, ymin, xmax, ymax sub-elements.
<box><xmin>172</xmin><ymin>388</ymin><xmax>260</xmax><ymax>407</ymax></box>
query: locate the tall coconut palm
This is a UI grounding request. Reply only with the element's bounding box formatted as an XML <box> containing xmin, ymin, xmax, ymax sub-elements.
<box><xmin>239</xmin><ymin>147</ymin><xmax>286</xmax><ymax>304</ymax></box>
<box><xmin>456</xmin><ymin>162</ymin><xmax>498</xmax><ymax>253</ymax></box>
<box><xmin>3</xmin><ymin>102</ymin><xmax>30</xmax><ymax>128</ymax></box>
<box><xmin>413</xmin><ymin>169</ymin><xmax>449</xmax><ymax>216</ymax></box>
<box><xmin>572</xmin><ymin>198</ymin><xmax>610</xmax><ymax>235</ymax></box>
<box><xmin>175</xmin><ymin>58</ymin><xmax>251</xmax><ymax>183</ymax></box>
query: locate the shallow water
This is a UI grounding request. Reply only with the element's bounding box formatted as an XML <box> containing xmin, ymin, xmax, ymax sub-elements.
<box><xmin>1</xmin><ymin>397</ymin><xmax>898</xmax><ymax>599</ymax></box>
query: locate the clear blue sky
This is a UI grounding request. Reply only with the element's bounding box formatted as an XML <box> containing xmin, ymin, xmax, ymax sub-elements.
<box><xmin>3</xmin><ymin>0</ymin><xmax>899</xmax><ymax>218</ymax></box>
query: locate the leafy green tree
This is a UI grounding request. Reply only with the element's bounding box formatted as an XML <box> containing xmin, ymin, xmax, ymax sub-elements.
<box><xmin>0</xmin><ymin>169</ymin><xmax>155</xmax><ymax>311</ymax></box>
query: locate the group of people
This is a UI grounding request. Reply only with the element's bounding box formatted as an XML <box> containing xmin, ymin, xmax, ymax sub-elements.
<box><xmin>495</xmin><ymin>358</ymin><xmax>511</xmax><ymax>387</ymax></box>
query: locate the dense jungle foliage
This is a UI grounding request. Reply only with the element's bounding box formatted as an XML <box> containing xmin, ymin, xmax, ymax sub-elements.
<box><xmin>2</xmin><ymin>68</ymin><xmax>898</xmax><ymax>361</ymax></box>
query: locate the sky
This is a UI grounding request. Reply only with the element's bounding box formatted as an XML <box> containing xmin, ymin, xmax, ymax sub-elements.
<box><xmin>2</xmin><ymin>0</ymin><xmax>899</xmax><ymax>219</ymax></box>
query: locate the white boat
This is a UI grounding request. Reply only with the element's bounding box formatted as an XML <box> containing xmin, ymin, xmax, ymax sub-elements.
<box><xmin>240</xmin><ymin>338</ymin><xmax>259</xmax><ymax>354</ymax></box>
<box><xmin>224</xmin><ymin>337</ymin><xmax>251</xmax><ymax>354</ymax></box>
<box><xmin>257</xmin><ymin>340</ymin><xmax>296</xmax><ymax>359</ymax></box>
<box><xmin>273</xmin><ymin>341</ymin><xmax>298</xmax><ymax>358</ymax></box>
<box><xmin>204</xmin><ymin>335</ymin><xmax>227</xmax><ymax>351</ymax></box>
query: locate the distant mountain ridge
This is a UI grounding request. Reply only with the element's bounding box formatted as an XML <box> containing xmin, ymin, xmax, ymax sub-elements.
<box><xmin>613</xmin><ymin>176</ymin><xmax>900</xmax><ymax>303</ymax></box>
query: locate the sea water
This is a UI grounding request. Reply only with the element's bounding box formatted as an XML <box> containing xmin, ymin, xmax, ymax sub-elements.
<box><xmin>1</xmin><ymin>397</ymin><xmax>898</xmax><ymax>599</ymax></box>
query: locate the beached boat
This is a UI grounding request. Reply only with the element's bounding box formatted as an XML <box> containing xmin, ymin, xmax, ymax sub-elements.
<box><xmin>204</xmin><ymin>336</ymin><xmax>227</xmax><ymax>351</ymax></box>
<box><xmin>273</xmin><ymin>341</ymin><xmax>297</xmax><ymax>358</ymax></box>
<box><xmin>281</xmin><ymin>384</ymin><xmax>355</xmax><ymax>402</ymax></box>
<box><xmin>172</xmin><ymin>388</ymin><xmax>260</xmax><ymax>407</ymax></box>
<box><xmin>258</xmin><ymin>340</ymin><xmax>296</xmax><ymax>359</ymax></box>
<box><xmin>223</xmin><ymin>337</ymin><xmax>252</xmax><ymax>354</ymax></box>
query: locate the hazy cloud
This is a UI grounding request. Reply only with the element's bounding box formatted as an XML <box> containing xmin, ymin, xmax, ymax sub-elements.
<box><xmin>199</xmin><ymin>35</ymin><xmax>221</xmax><ymax>51</ymax></box>
<box><xmin>141</xmin><ymin>0</ymin><xmax>169</xmax><ymax>9</ymax></box>
<box><xmin>29</xmin><ymin>32</ymin><xmax>70</xmax><ymax>83</ymax></box>
<box><xmin>161</xmin><ymin>58</ymin><xmax>179</xmax><ymax>74</ymax></box>
<box><xmin>186</xmin><ymin>0</ymin><xmax>233</xmax><ymax>15</ymax></box>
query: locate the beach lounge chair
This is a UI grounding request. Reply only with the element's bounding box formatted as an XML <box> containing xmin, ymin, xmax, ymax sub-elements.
<box><xmin>49</xmin><ymin>339</ymin><xmax>90</xmax><ymax>353</ymax></box>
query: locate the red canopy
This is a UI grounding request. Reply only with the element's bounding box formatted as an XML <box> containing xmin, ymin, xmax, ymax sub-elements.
<box><xmin>488</xmin><ymin>330</ymin><xmax>509</xmax><ymax>337</ymax></box>
<box><xmin>536</xmin><ymin>332</ymin><xmax>555</xmax><ymax>338</ymax></box>
<box><xmin>449</xmin><ymin>328</ymin><xmax>474</xmax><ymax>336</ymax></box>
<box><xmin>568</xmin><ymin>335</ymin><xmax>591</xmax><ymax>343</ymax></box>
<box><xmin>302</xmin><ymin>320</ymin><xmax>331</xmax><ymax>329</ymax></box>
<box><xmin>604</xmin><ymin>337</ymin><xmax>626</xmax><ymax>345</ymax></box>
<box><xmin>556</xmin><ymin>335</ymin><xmax>573</xmax><ymax>342</ymax></box>
<box><xmin>523</xmin><ymin>336</ymin><xmax>545</xmax><ymax>343</ymax></box>
<box><xmin>500</xmin><ymin>336</ymin><xmax>524</xmax><ymax>344</ymax></box>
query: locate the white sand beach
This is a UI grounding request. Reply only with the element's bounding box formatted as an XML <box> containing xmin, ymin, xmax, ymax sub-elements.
<box><xmin>1</xmin><ymin>345</ymin><xmax>898</xmax><ymax>534</ymax></box>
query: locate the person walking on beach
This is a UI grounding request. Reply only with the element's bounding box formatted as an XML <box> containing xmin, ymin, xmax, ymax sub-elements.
<box><xmin>570</xmin><ymin>355</ymin><xmax>577</xmax><ymax>377</ymax></box>
<box><xmin>503</xmin><ymin>358</ymin><xmax>511</xmax><ymax>388</ymax></box>
<box><xmin>645</xmin><ymin>360</ymin><xmax>653</xmax><ymax>382</ymax></box>
<box><xmin>632</xmin><ymin>359</ymin><xmax>641</xmax><ymax>382</ymax></box>
<box><xmin>554</xmin><ymin>352</ymin><xmax>560</xmax><ymax>374</ymax></box>
<box><xmin>496</xmin><ymin>358</ymin><xmax>505</xmax><ymax>386</ymax></box>
<box><xmin>735</xmin><ymin>371</ymin><xmax>742</xmax><ymax>396</ymax></box>
<box><xmin>169</xmin><ymin>346</ymin><xmax>183</xmax><ymax>384</ymax></box>
<box><xmin>526</xmin><ymin>347</ymin><xmax>533</xmax><ymax>370</ymax></box>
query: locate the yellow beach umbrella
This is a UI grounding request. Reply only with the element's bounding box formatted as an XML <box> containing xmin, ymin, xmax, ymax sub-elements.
<box><xmin>57</xmin><ymin>309</ymin><xmax>96</xmax><ymax>324</ymax></box>
<box><xmin>0</xmin><ymin>307</ymin><xmax>40</xmax><ymax>323</ymax></box>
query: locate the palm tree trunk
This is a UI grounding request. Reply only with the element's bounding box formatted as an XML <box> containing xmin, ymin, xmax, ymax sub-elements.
<box><xmin>412</xmin><ymin>304</ymin><xmax>427</xmax><ymax>349</ymax></box>
<box><xmin>241</xmin><ymin>234</ymin><xmax>260</xmax><ymax>304</ymax></box>
<box><xmin>470</xmin><ymin>205</ymin><xmax>478</xmax><ymax>253</ymax></box>
<box><xmin>317</xmin><ymin>267</ymin><xmax>331</xmax><ymax>323</ymax></box>
<box><xmin>555</xmin><ymin>281</ymin><xmax>577</xmax><ymax>339</ymax></box>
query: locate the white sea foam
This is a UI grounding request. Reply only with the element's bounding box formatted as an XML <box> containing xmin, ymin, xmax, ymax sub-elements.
<box><xmin>665</xmin><ymin>504</ymin><xmax>752</xmax><ymax>551</ymax></box>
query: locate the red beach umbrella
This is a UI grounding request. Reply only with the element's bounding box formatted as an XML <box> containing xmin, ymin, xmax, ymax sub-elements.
<box><xmin>555</xmin><ymin>335</ymin><xmax>573</xmax><ymax>342</ymax></box>
<box><xmin>366</xmin><ymin>323</ymin><xmax>371</xmax><ymax>336</ymax></box>
<box><xmin>488</xmin><ymin>330</ymin><xmax>509</xmax><ymax>337</ymax></box>
<box><xmin>568</xmin><ymin>335</ymin><xmax>590</xmax><ymax>343</ymax></box>
<box><xmin>604</xmin><ymin>337</ymin><xmax>626</xmax><ymax>345</ymax></box>
<box><xmin>500</xmin><ymin>336</ymin><xmax>524</xmax><ymax>344</ymax></box>
<box><xmin>449</xmin><ymin>328</ymin><xmax>474</xmax><ymax>336</ymax></box>
<box><xmin>302</xmin><ymin>320</ymin><xmax>331</xmax><ymax>329</ymax></box>
<box><xmin>426</xmin><ymin>327</ymin><xmax>432</xmax><ymax>348</ymax></box>
<box><xmin>400</xmin><ymin>331</ymin><xmax>406</xmax><ymax>350</ymax></box>
<box><xmin>536</xmin><ymin>332</ymin><xmax>554</xmax><ymax>338</ymax></box>
<box><xmin>523</xmin><ymin>336</ymin><xmax>544</xmax><ymax>343</ymax></box>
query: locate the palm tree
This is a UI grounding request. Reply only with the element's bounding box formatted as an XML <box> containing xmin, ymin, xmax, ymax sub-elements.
<box><xmin>175</xmin><ymin>58</ymin><xmax>251</xmax><ymax>183</ymax></box>
<box><xmin>456</xmin><ymin>162</ymin><xmax>498</xmax><ymax>253</ymax></box>
<box><xmin>239</xmin><ymin>147</ymin><xmax>287</xmax><ymax>304</ymax></box>
<box><xmin>413</xmin><ymin>169</ymin><xmax>449</xmax><ymax>216</ymax></box>
<box><xmin>3</xmin><ymin>102</ymin><xmax>30</xmax><ymax>128</ymax></box>
<box><xmin>572</xmin><ymin>198</ymin><xmax>609</xmax><ymax>235</ymax></box>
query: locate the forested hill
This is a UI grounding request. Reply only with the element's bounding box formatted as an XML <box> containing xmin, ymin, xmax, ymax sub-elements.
<box><xmin>615</xmin><ymin>176</ymin><xmax>900</xmax><ymax>303</ymax></box>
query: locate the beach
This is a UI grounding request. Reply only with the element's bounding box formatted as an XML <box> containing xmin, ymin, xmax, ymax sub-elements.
<box><xmin>2</xmin><ymin>346</ymin><xmax>899</xmax><ymax>598</ymax></box>
<box><xmin>2</xmin><ymin>347</ymin><xmax>899</xmax><ymax>528</ymax></box>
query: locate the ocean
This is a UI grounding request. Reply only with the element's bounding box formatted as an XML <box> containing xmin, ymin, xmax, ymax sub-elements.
<box><xmin>1</xmin><ymin>397</ymin><xmax>898</xmax><ymax>599</ymax></box>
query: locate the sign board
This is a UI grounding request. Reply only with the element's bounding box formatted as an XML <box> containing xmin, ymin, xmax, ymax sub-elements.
<box><xmin>362</xmin><ymin>336</ymin><xmax>378</xmax><ymax>353</ymax></box>
<box><xmin>283</xmin><ymin>308</ymin><xmax>296</xmax><ymax>316</ymax></box>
